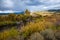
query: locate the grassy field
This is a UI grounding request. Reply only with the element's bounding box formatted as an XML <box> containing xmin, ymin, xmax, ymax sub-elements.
<box><xmin>0</xmin><ymin>11</ymin><xmax>60</xmax><ymax>40</ymax></box>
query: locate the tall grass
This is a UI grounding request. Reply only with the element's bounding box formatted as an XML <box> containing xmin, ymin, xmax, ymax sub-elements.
<box><xmin>20</xmin><ymin>19</ymin><xmax>54</xmax><ymax>38</ymax></box>
<box><xmin>0</xmin><ymin>27</ymin><xmax>20</xmax><ymax>40</ymax></box>
<box><xmin>0</xmin><ymin>13</ymin><xmax>60</xmax><ymax>40</ymax></box>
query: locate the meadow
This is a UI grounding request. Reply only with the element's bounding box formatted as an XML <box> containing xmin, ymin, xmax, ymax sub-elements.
<box><xmin>0</xmin><ymin>10</ymin><xmax>60</xmax><ymax>40</ymax></box>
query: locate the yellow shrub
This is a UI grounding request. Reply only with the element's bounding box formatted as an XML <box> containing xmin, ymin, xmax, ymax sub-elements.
<box><xmin>20</xmin><ymin>20</ymin><xmax>54</xmax><ymax>38</ymax></box>
<box><xmin>0</xmin><ymin>27</ymin><xmax>19</xmax><ymax>40</ymax></box>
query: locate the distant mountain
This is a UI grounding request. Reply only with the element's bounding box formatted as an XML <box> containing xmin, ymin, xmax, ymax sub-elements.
<box><xmin>14</xmin><ymin>11</ymin><xmax>24</xmax><ymax>14</ymax></box>
<box><xmin>47</xmin><ymin>9</ymin><xmax>60</xmax><ymax>12</ymax></box>
<box><xmin>0</xmin><ymin>11</ymin><xmax>24</xmax><ymax>15</ymax></box>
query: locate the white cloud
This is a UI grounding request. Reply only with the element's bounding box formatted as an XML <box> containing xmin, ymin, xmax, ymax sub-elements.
<box><xmin>0</xmin><ymin>10</ymin><xmax>14</xmax><ymax>13</ymax></box>
<box><xmin>39</xmin><ymin>0</ymin><xmax>60</xmax><ymax>4</ymax></box>
<box><xmin>0</xmin><ymin>0</ymin><xmax>60</xmax><ymax>12</ymax></box>
<box><xmin>26</xmin><ymin>5</ymin><xmax>45</xmax><ymax>12</ymax></box>
<box><xmin>2</xmin><ymin>0</ymin><xmax>14</xmax><ymax>8</ymax></box>
<box><xmin>26</xmin><ymin>0</ymin><xmax>60</xmax><ymax>12</ymax></box>
<box><xmin>26</xmin><ymin>4</ymin><xmax>60</xmax><ymax>12</ymax></box>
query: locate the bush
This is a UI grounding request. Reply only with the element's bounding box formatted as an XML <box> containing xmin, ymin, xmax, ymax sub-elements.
<box><xmin>19</xmin><ymin>20</ymin><xmax>54</xmax><ymax>39</ymax></box>
<box><xmin>28</xmin><ymin>32</ymin><xmax>44</xmax><ymax>40</ymax></box>
<box><xmin>40</xmin><ymin>29</ymin><xmax>56</xmax><ymax>40</ymax></box>
<box><xmin>55</xmin><ymin>31</ymin><xmax>60</xmax><ymax>40</ymax></box>
<box><xmin>20</xmin><ymin>21</ymin><xmax>46</xmax><ymax>38</ymax></box>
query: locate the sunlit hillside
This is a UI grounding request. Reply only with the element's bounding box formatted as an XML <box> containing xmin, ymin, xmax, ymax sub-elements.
<box><xmin>31</xmin><ymin>11</ymin><xmax>54</xmax><ymax>16</ymax></box>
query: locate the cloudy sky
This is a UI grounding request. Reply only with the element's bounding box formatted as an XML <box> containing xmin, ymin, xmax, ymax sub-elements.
<box><xmin>0</xmin><ymin>0</ymin><xmax>60</xmax><ymax>13</ymax></box>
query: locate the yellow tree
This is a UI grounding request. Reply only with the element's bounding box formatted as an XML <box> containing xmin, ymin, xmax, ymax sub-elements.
<box><xmin>25</xmin><ymin>9</ymin><xmax>30</xmax><ymax>16</ymax></box>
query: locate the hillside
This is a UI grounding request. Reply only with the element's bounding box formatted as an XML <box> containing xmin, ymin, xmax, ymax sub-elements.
<box><xmin>0</xmin><ymin>10</ymin><xmax>60</xmax><ymax>40</ymax></box>
<box><xmin>31</xmin><ymin>11</ymin><xmax>54</xmax><ymax>16</ymax></box>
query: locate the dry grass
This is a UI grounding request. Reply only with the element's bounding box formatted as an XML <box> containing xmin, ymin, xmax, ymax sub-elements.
<box><xmin>0</xmin><ymin>12</ymin><xmax>60</xmax><ymax>40</ymax></box>
<box><xmin>20</xmin><ymin>19</ymin><xmax>54</xmax><ymax>38</ymax></box>
<box><xmin>0</xmin><ymin>27</ymin><xmax>19</xmax><ymax>40</ymax></box>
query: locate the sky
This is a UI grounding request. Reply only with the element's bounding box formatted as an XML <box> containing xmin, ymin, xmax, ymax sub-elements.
<box><xmin>0</xmin><ymin>0</ymin><xmax>60</xmax><ymax>13</ymax></box>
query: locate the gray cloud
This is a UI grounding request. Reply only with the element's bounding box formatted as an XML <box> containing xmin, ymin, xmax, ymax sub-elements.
<box><xmin>0</xmin><ymin>0</ymin><xmax>60</xmax><ymax>12</ymax></box>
